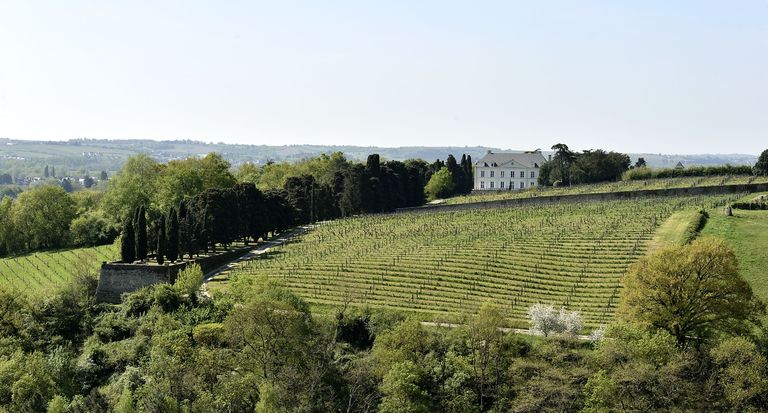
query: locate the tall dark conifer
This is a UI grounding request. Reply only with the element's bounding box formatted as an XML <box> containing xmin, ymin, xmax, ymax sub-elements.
<box><xmin>120</xmin><ymin>218</ymin><xmax>136</xmax><ymax>263</ymax></box>
<box><xmin>135</xmin><ymin>206</ymin><xmax>148</xmax><ymax>261</ymax></box>
<box><xmin>465</xmin><ymin>155</ymin><xmax>473</xmax><ymax>192</ymax></box>
<box><xmin>166</xmin><ymin>207</ymin><xmax>180</xmax><ymax>262</ymax></box>
<box><xmin>178</xmin><ymin>202</ymin><xmax>194</xmax><ymax>259</ymax></box>
<box><xmin>156</xmin><ymin>215</ymin><xmax>166</xmax><ymax>265</ymax></box>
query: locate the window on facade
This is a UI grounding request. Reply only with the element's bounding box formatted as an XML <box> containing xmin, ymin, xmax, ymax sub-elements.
<box><xmin>530</xmin><ymin>171</ymin><xmax>535</xmax><ymax>178</ymax></box>
<box><xmin>490</xmin><ymin>171</ymin><xmax>494</xmax><ymax>178</ymax></box>
<box><xmin>520</xmin><ymin>182</ymin><xmax>525</xmax><ymax>189</ymax></box>
<box><xmin>501</xmin><ymin>171</ymin><xmax>505</xmax><ymax>178</ymax></box>
<box><xmin>490</xmin><ymin>181</ymin><xmax>494</xmax><ymax>189</ymax></box>
<box><xmin>510</xmin><ymin>181</ymin><xmax>515</xmax><ymax>189</ymax></box>
<box><xmin>510</xmin><ymin>171</ymin><xmax>515</xmax><ymax>178</ymax></box>
<box><xmin>480</xmin><ymin>181</ymin><xmax>485</xmax><ymax>189</ymax></box>
<box><xmin>500</xmin><ymin>181</ymin><xmax>504</xmax><ymax>189</ymax></box>
<box><xmin>480</xmin><ymin>170</ymin><xmax>485</xmax><ymax>178</ymax></box>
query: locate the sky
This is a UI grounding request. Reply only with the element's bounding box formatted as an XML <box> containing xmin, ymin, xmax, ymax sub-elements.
<box><xmin>0</xmin><ymin>1</ymin><xmax>766</xmax><ymax>154</ymax></box>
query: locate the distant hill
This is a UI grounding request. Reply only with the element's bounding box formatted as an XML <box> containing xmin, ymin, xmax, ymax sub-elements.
<box><xmin>0</xmin><ymin>138</ymin><xmax>758</xmax><ymax>178</ymax></box>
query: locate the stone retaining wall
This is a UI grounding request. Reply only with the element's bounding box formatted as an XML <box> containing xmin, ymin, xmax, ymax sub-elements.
<box><xmin>96</xmin><ymin>247</ymin><xmax>251</xmax><ymax>303</ymax></box>
<box><xmin>396</xmin><ymin>183</ymin><xmax>768</xmax><ymax>214</ymax></box>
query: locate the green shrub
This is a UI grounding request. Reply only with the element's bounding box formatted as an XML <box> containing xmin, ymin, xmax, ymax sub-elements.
<box><xmin>121</xmin><ymin>287</ymin><xmax>155</xmax><ymax>317</ymax></box>
<box><xmin>731</xmin><ymin>201</ymin><xmax>768</xmax><ymax>210</ymax></box>
<box><xmin>623</xmin><ymin>164</ymin><xmax>753</xmax><ymax>181</ymax></box>
<box><xmin>192</xmin><ymin>323</ymin><xmax>225</xmax><ymax>346</ymax></box>
<box><xmin>154</xmin><ymin>284</ymin><xmax>181</xmax><ymax>313</ymax></box>
<box><xmin>93</xmin><ymin>312</ymin><xmax>134</xmax><ymax>343</ymax></box>
<box><xmin>174</xmin><ymin>263</ymin><xmax>203</xmax><ymax>300</ymax></box>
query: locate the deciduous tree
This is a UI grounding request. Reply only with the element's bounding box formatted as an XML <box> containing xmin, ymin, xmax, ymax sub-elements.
<box><xmin>619</xmin><ymin>237</ymin><xmax>765</xmax><ymax>347</ymax></box>
<box><xmin>424</xmin><ymin>167</ymin><xmax>454</xmax><ymax>201</ymax></box>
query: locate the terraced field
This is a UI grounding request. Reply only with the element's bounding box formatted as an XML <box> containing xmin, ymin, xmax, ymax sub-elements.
<box><xmin>0</xmin><ymin>243</ymin><xmax>119</xmax><ymax>295</ymax></box>
<box><xmin>220</xmin><ymin>194</ymin><xmax>740</xmax><ymax>327</ymax></box>
<box><xmin>446</xmin><ymin>175</ymin><xmax>768</xmax><ymax>205</ymax></box>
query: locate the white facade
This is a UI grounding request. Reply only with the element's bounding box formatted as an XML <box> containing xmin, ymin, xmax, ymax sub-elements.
<box><xmin>474</xmin><ymin>151</ymin><xmax>547</xmax><ymax>191</ymax></box>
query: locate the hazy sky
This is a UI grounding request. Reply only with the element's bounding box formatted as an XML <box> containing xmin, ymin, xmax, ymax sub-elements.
<box><xmin>0</xmin><ymin>1</ymin><xmax>766</xmax><ymax>154</ymax></box>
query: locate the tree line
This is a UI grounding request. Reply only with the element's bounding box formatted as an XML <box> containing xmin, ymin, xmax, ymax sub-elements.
<box><xmin>0</xmin><ymin>151</ymin><xmax>475</xmax><ymax>260</ymax></box>
<box><xmin>537</xmin><ymin>143</ymin><xmax>632</xmax><ymax>186</ymax></box>
<box><xmin>119</xmin><ymin>184</ymin><xmax>295</xmax><ymax>263</ymax></box>
<box><xmin>114</xmin><ymin>153</ymin><xmax>474</xmax><ymax>263</ymax></box>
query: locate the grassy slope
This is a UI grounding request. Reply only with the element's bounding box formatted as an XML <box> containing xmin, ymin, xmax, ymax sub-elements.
<box><xmin>646</xmin><ymin>210</ymin><xmax>704</xmax><ymax>252</ymax></box>
<box><xmin>0</xmin><ymin>244</ymin><xmax>119</xmax><ymax>296</ymax></box>
<box><xmin>700</xmin><ymin>207</ymin><xmax>768</xmax><ymax>309</ymax></box>
<box><xmin>217</xmin><ymin>195</ymin><xmax>737</xmax><ymax>328</ymax></box>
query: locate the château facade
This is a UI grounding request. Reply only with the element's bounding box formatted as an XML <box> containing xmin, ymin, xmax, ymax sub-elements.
<box><xmin>474</xmin><ymin>150</ymin><xmax>548</xmax><ymax>191</ymax></box>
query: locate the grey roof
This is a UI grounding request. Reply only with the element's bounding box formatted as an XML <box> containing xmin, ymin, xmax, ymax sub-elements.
<box><xmin>474</xmin><ymin>151</ymin><xmax>547</xmax><ymax>168</ymax></box>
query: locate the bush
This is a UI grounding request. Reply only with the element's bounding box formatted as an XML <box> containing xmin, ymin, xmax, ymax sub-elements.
<box><xmin>192</xmin><ymin>323</ymin><xmax>225</xmax><ymax>346</ymax></box>
<box><xmin>174</xmin><ymin>264</ymin><xmax>203</xmax><ymax>303</ymax></box>
<box><xmin>121</xmin><ymin>287</ymin><xmax>154</xmax><ymax>317</ymax></box>
<box><xmin>154</xmin><ymin>284</ymin><xmax>181</xmax><ymax>313</ymax></box>
<box><xmin>93</xmin><ymin>312</ymin><xmax>134</xmax><ymax>343</ymax></box>
<box><xmin>623</xmin><ymin>164</ymin><xmax>754</xmax><ymax>181</ymax></box>
<box><xmin>731</xmin><ymin>201</ymin><xmax>768</xmax><ymax>210</ymax></box>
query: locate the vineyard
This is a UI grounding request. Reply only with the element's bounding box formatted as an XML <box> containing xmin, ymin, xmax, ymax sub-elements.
<box><xmin>446</xmin><ymin>175</ymin><xmax>768</xmax><ymax>205</ymax></box>
<box><xmin>217</xmin><ymin>194</ymin><xmax>740</xmax><ymax>327</ymax></box>
<box><xmin>0</xmin><ymin>243</ymin><xmax>119</xmax><ymax>296</ymax></box>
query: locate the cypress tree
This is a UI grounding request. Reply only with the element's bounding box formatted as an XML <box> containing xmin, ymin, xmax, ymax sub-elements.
<box><xmin>135</xmin><ymin>206</ymin><xmax>148</xmax><ymax>261</ymax></box>
<box><xmin>166</xmin><ymin>207</ymin><xmax>180</xmax><ymax>262</ymax></box>
<box><xmin>44</xmin><ymin>165</ymin><xmax>49</xmax><ymax>178</ymax></box>
<box><xmin>178</xmin><ymin>202</ymin><xmax>193</xmax><ymax>259</ymax></box>
<box><xmin>120</xmin><ymin>218</ymin><xmax>136</xmax><ymax>263</ymax></box>
<box><xmin>156</xmin><ymin>215</ymin><xmax>166</xmax><ymax>265</ymax></box>
<box><xmin>465</xmin><ymin>155</ymin><xmax>473</xmax><ymax>192</ymax></box>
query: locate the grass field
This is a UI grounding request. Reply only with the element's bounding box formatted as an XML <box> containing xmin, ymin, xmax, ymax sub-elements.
<box><xmin>0</xmin><ymin>243</ymin><xmax>119</xmax><ymax>296</ymax></box>
<box><xmin>700</xmin><ymin>195</ymin><xmax>768</xmax><ymax>316</ymax></box>
<box><xmin>214</xmin><ymin>194</ymin><xmax>740</xmax><ymax>328</ymax></box>
<box><xmin>646</xmin><ymin>210</ymin><xmax>704</xmax><ymax>251</ymax></box>
<box><xmin>445</xmin><ymin>175</ymin><xmax>768</xmax><ymax>205</ymax></box>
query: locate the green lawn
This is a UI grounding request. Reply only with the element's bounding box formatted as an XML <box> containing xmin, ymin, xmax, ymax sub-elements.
<box><xmin>700</xmin><ymin>207</ymin><xmax>768</xmax><ymax>311</ymax></box>
<box><xmin>646</xmin><ymin>210</ymin><xmax>702</xmax><ymax>251</ymax></box>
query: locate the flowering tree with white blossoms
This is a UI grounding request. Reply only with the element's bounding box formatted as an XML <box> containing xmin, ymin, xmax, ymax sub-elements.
<box><xmin>527</xmin><ymin>304</ymin><xmax>584</xmax><ymax>337</ymax></box>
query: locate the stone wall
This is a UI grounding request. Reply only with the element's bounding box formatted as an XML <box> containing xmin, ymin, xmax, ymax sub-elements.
<box><xmin>96</xmin><ymin>247</ymin><xmax>252</xmax><ymax>303</ymax></box>
<box><xmin>395</xmin><ymin>182</ymin><xmax>768</xmax><ymax>214</ymax></box>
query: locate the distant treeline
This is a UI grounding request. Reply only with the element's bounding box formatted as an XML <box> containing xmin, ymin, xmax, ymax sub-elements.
<box><xmin>624</xmin><ymin>164</ymin><xmax>755</xmax><ymax>180</ymax></box>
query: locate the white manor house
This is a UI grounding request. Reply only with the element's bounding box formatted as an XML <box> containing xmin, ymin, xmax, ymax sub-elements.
<box><xmin>474</xmin><ymin>150</ymin><xmax>548</xmax><ymax>191</ymax></box>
